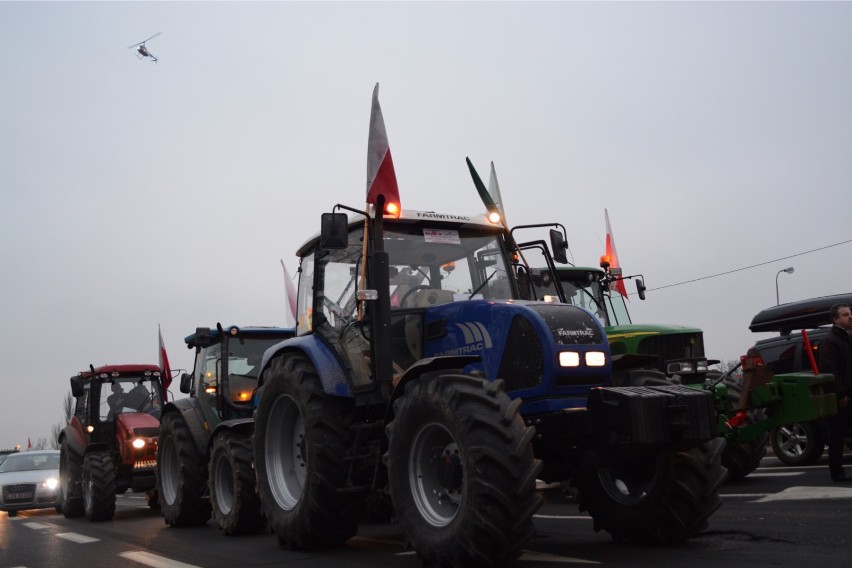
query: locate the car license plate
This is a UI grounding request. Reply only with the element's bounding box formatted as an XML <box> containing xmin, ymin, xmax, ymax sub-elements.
<box><xmin>8</xmin><ymin>492</ymin><xmax>34</xmax><ymax>500</ymax></box>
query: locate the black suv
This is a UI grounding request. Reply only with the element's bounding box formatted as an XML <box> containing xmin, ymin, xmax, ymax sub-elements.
<box><xmin>748</xmin><ymin>293</ymin><xmax>852</xmax><ymax>465</ymax></box>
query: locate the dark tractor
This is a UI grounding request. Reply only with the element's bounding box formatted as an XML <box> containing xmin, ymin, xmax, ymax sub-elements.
<box><xmin>156</xmin><ymin>325</ymin><xmax>294</xmax><ymax>534</ymax></box>
<box><xmin>252</xmin><ymin>194</ymin><xmax>726</xmax><ymax>566</ymax></box>
<box><xmin>58</xmin><ymin>364</ymin><xmax>164</xmax><ymax>521</ymax></box>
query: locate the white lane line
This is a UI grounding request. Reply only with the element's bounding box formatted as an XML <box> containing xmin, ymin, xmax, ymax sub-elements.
<box><xmin>23</xmin><ymin>522</ymin><xmax>53</xmax><ymax>529</ymax></box>
<box><xmin>519</xmin><ymin>549</ymin><xmax>601</xmax><ymax>564</ymax></box>
<box><xmin>720</xmin><ymin>493</ymin><xmax>770</xmax><ymax>498</ymax></box>
<box><xmin>534</xmin><ymin>514</ymin><xmax>592</xmax><ymax>520</ymax></box>
<box><xmin>56</xmin><ymin>532</ymin><xmax>99</xmax><ymax>543</ymax></box>
<box><xmin>745</xmin><ymin>472</ymin><xmax>804</xmax><ymax>477</ymax></box>
<box><xmin>119</xmin><ymin>551</ymin><xmax>203</xmax><ymax>568</ymax></box>
<box><xmin>752</xmin><ymin>485</ymin><xmax>852</xmax><ymax>503</ymax></box>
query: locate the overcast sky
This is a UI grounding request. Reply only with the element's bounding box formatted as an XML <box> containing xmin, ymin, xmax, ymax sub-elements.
<box><xmin>2</xmin><ymin>2</ymin><xmax>850</xmax><ymax>450</ymax></box>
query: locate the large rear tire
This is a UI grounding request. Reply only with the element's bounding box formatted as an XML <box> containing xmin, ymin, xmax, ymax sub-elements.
<box><xmin>385</xmin><ymin>374</ymin><xmax>542</xmax><ymax>567</ymax></box>
<box><xmin>157</xmin><ymin>411</ymin><xmax>212</xmax><ymax>526</ymax></box>
<box><xmin>209</xmin><ymin>431</ymin><xmax>265</xmax><ymax>535</ymax></box>
<box><xmin>770</xmin><ymin>421</ymin><xmax>825</xmax><ymax>466</ymax></box>
<box><xmin>722</xmin><ymin>373</ymin><xmax>769</xmax><ymax>480</ymax></box>
<box><xmin>59</xmin><ymin>437</ymin><xmax>84</xmax><ymax>518</ymax></box>
<box><xmin>254</xmin><ymin>353</ymin><xmax>362</xmax><ymax>549</ymax></box>
<box><xmin>575</xmin><ymin>437</ymin><xmax>727</xmax><ymax>544</ymax></box>
<box><xmin>82</xmin><ymin>451</ymin><xmax>116</xmax><ymax>522</ymax></box>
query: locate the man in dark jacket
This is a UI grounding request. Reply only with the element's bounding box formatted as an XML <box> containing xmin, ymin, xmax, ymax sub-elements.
<box><xmin>820</xmin><ymin>303</ymin><xmax>852</xmax><ymax>481</ymax></box>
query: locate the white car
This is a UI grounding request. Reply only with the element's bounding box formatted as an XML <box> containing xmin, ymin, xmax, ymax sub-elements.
<box><xmin>0</xmin><ymin>450</ymin><xmax>60</xmax><ymax>517</ymax></box>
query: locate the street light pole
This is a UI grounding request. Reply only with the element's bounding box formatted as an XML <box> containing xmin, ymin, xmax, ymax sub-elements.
<box><xmin>776</xmin><ymin>267</ymin><xmax>795</xmax><ymax>305</ymax></box>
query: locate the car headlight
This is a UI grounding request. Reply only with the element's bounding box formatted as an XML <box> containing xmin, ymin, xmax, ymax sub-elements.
<box><xmin>43</xmin><ymin>477</ymin><xmax>59</xmax><ymax>490</ymax></box>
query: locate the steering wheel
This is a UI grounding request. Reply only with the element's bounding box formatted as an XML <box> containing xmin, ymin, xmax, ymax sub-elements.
<box><xmin>399</xmin><ymin>285</ymin><xmax>433</xmax><ymax>309</ymax></box>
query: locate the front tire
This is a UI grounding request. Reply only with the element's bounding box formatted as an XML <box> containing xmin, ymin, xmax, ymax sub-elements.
<box><xmin>770</xmin><ymin>421</ymin><xmax>824</xmax><ymax>466</ymax></box>
<box><xmin>385</xmin><ymin>374</ymin><xmax>542</xmax><ymax>567</ymax></box>
<box><xmin>157</xmin><ymin>411</ymin><xmax>211</xmax><ymax>527</ymax></box>
<box><xmin>59</xmin><ymin>438</ymin><xmax>84</xmax><ymax>518</ymax></box>
<box><xmin>209</xmin><ymin>431</ymin><xmax>265</xmax><ymax>535</ymax></box>
<box><xmin>82</xmin><ymin>451</ymin><xmax>116</xmax><ymax>522</ymax></box>
<box><xmin>575</xmin><ymin>438</ymin><xmax>727</xmax><ymax>544</ymax></box>
<box><xmin>254</xmin><ymin>353</ymin><xmax>361</xmax><ymax>549</ymax></box>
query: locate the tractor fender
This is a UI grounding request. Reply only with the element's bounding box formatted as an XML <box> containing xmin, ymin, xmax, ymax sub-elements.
<box><xmin>162</xmin><ymin>398</ymin><xmax>211</xmax><ymax>456</ymax></box>
<box><xmin>58</xmin><ymin>416</ymin><xmax>88</xmax><ymax>458</ymax></box>
<box><xmin>208</xmin><ymin>418</ymin><xmax>255</xmax><ymax>451</ymax></box>
<box><xmin>383</xmin><ymin>356</ymin><xmax>481</xmax><ymax>426</ymax></box>
<box><xmin>258</xmin><ymin>335</ymin><xmax>352</xmax><ymax>397</ymax></box>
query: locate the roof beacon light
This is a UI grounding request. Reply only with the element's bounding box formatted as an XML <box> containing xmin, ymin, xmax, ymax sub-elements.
<box><xmin>384</xmin><ymin>201</ymin><xmax>400</xmax><ymax>218</ymax></box>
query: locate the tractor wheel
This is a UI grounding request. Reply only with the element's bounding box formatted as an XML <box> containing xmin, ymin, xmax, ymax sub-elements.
<box><xmin>209</xmin><ymin>431</ymin><xmax>265</xmax><ymax>535</ymax></box>
<box><xmin>574</xmin><ymin>437</ymin><xmax>727</xmax><ymax>544</ymax></box>
<box><xmin>254</xmin><ymin>353</ymin><xmax>361</xmax><ymax>550</ymax></box>
<box><xmin>59</xmin><ymin>437</ymin><xmax>84</xmax><ymax>518</ymax></box>
<box><xmin>385</xmin><ymin>373</ymin><xmax>542</xmax><ymax>568</ymax></box>
<box><xmin>770</xmin><ymin>421</ymin><xmax>825</xmax><ymax>466</ymax></box>
<box><xmin>157</xmin><ymin>411</ymin><xmax>212</xmax><ymax>526</ymax></box>
<box><xmin>82</xmin><ymin>451</ymin><xmax>116</xmax><ymax>522</ymax></box>
<box><xmin>721</xmin><ymin>373</ymin><xmax>769</xmax><ymax>480</ymax></box>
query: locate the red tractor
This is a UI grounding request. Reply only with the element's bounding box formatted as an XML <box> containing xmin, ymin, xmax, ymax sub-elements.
<box><xmin>57</xmin><ymin>364</ymin><xmax>165</xmax><ymax>521</ymax></box>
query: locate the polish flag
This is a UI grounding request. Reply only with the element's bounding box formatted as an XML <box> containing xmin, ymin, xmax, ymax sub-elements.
<box><xmin>281</xmin><ymin>261</ymin><xmax>298</xmax><ymax>328</ymax></box>
<box><xmin>366</xmin><ymin>83</ymin><xmax>401</xmax><ymax>215</ymax></box>
<box><xmin>159</xmin><ymin>325</ymin><xmax>173</xmax><ymax>390</ymax></box>
<box><xmin>605</xmin><ymin>209</ymin><xmax>628</xmax><ymax>298</ymax></box>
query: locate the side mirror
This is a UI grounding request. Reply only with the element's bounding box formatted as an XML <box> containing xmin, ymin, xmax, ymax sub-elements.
<box><xmin>70</xmin><ymin>376</ymin><xmax>84</xmax><ymax>398</ymax></box>
<box><xmin>549</xmin><ymin>229</ymin><xmax>568</xmax><ymax>264</ymax></box>
<box><xmin>636</xmin><ymin>277</ymin><xmax>646</xmax><ymax>301</ymax></box>
<box><xmin>180</xmin><ymin>372</ymin><xmax>193</xmax><ymax>394</ymax></box>
<box><xmin>320</xmin><ymin>213</ymin><xmax>349</xmax><ymax>249</ymax></box>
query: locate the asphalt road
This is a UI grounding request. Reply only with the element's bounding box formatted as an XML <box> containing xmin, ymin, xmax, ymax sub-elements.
<box><xmin>3</xmin><ymin>454</ymin><xmax>852</xmax><ymax>567</ymax></box>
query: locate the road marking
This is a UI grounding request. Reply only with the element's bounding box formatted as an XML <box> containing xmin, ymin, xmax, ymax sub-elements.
<box><xmin>23</xmin><ymin>522</ymin><xmax>53</xmax><ymax>529</ymax></box>
<box><xmin>119</xmin><ymin>551</ymin><xmax>202</xmax><ymax>568</ymax></box>
<box><xmin>720</xmin><ymin>493</ymin><xmax>770</xmax><ymax>498</ymax></box>
<box><xmin>745</xmin><ymin>472</ymin><xmax>804</xmax><ymax>477</ymax></box>
<box><xmin>751</xmin><ymin>485</ymin><xmax>852</xmax><ymax>503</ymax></box>
<box><xmin>519</xmin><ymin>550</ymin><xmax>600</xmax><ymax>564</ymax></box>
<box><xmin>56</xmin><ymin>532</ymin><xmax>99</xmax><ymax>543</ymax></box>
<box><xmin>534</xmin><ymin>514</ymin><xmax>592</xmax><ymax>520</ymax></box>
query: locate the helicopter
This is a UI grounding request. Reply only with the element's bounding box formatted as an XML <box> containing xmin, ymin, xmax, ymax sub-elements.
<box><xmin>128</xmin><ymin>33</ymin><xmax>161</xmax><ymax>63</ymax></box>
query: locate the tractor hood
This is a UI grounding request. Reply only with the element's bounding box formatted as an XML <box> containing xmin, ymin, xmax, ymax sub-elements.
<box><xmin>114</xmin><ymin>412</ymin><xmax>160</xmax><ymax>438</ymax></box>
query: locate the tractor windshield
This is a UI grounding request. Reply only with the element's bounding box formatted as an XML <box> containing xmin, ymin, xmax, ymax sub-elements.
<box><xmin>383</xmin><ymin>225</ymin><xmax>514</xmax><ymax>309</ymax></box>
<box><xmin>555</xmin><ymin>272</ymin><xmax>632</xmax><ymax>327</ymax></box>
<box><xmin>100</xmin><ymin>376</ymin><xmax>163</xmax><ymax>422</ymax></box>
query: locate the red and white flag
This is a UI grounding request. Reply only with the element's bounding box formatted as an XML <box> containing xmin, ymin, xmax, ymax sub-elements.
<box><xmin>281</xmin><ymin>261</ymin><xmax>298</xmax><ymax>328</ymax></box>
<box><xmin>27</xmin><ymin>437</ymin><xmax>31</xmax><ymax>450</ymax></box>
<box><xmin>159</xmin><ymin>325</ymin><xmax>173</xmax><ymax>390</ymax></box>
<box><xmin>605</xmin><ymin>209</ymin><xmax>628</xmax><ymax>298</ymax></box>
<box><xmin>366</xmin><ymin>83</ymin><xmax>401</xmax><ymax>215</ymax></box>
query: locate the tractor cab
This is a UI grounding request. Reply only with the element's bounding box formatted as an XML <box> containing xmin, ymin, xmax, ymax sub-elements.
<box><xmin>181</xmin><ymin>325</ymin><xmax>295</xmax><ymax>426</ymax></box>
<box><xmin>70</xmin><ymin>365</ymin><xmax>163</xmax><ymax>447</ymax></box>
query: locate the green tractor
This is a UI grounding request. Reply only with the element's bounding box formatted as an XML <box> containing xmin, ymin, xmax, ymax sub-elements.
<box><xmin>520</xmin><ymin>261</ymin><xmax>836</xmax><ymax>480</ymax></box>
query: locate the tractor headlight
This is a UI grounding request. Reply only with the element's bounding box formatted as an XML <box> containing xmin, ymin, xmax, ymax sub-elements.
<box><xmin>132</xmin><ymin>438</ymin><xmax>146</xmax><ymax>449</ymax></box>
<box><xmin>585</xmin><ymin>351</ymin><xmax>607</xmax><ymax>367</ymax></box>
<box><xmin>559</xmin><ymin>352</ymin><xmax>580</xmax><ymax>367</ymax></box>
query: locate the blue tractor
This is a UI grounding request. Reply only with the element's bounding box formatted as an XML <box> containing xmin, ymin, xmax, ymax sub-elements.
<box><xmin>252</xmin><ymin>194</ymin><xmax>725</xmax><ymax>566</ymax></box>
